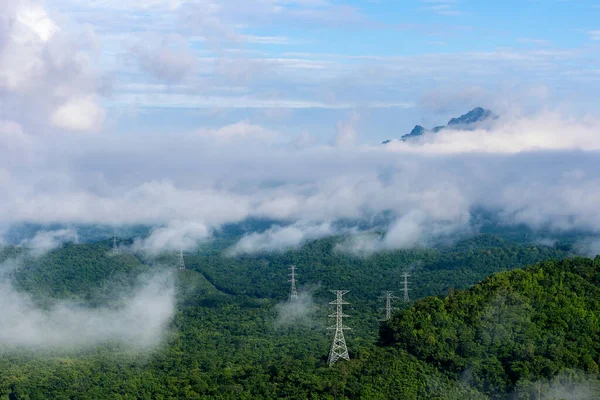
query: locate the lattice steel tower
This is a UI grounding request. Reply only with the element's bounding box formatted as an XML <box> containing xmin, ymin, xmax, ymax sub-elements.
<box><xmin>178</xmin><ymin>249</ymin><xmax>186</xmax><ymax>270</ymax></box>
<box><xmin>403</xmin><ymin>272</ymin><xmax>411</xmax><ymax>303</ymax></box>
<box><xmin>380</xmin><ymin>291</ymin><xmax>398</xmax><ymax>321</ymax></box>
<box><xmin>112</xmin><ymin>231</ymin><xmax>120</xmax><ymax>255</ymax></box>
<box><xmin>328</xmin><ymin>290</ymin><xmax>351</xmax><ymax>366</ymax></box>
<box><xmin>288</xmin><ymin>265</ymin><xmax>298</xmax><ymax>301</ymax></box>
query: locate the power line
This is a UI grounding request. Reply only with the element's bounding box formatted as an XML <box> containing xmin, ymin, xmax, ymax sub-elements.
<box><xmin>327</xmin><ymin>290</ymin><xmax>350</xmax><ymax>366</ymax></box>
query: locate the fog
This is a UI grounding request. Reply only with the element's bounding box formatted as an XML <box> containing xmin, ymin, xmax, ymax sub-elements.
<box><xmin>19</xmin><ymin>228</ymin><xmax>79</xmax><ymax>256</ymax></box>
<box><xmin>518</xmin><ymin>371</ymin><xmax>600</xmax><ymax>400</ymax></box>
<box><xmin>228</xmin><ymin>221</ymin><xmax>335</xmax><ymax>256</ymax></box>
<box><xmin>0</xmin><ymin>259</ymin><xmax>175</xmax><ymax>350</ymax></box>
<box><xmin>4</xmin><ymin>116</ymin><xmax>600</xmax><ymax>255</ymax></box>
<box><xmin>275</xmin><ymin>291</ymin><xmax>318</xmax><ymax>327</ymax></box>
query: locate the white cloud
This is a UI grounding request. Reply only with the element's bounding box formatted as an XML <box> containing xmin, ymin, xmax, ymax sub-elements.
<box><xmin>588</xmin><ymin>30</ymin><xmax>600</xmax><ymax>41</ymax></box>
<box><xmin>228</xmin><ymin>221</ymin><xmax>334</xmax><ymax>255</ymax></box>
<box><xmin>14</xmin><ymin>4</ymin><xmax>60</xmax><ymax>42</ymax></box>
<box><xmin>51</xmin><ymin>96</ymin><xmax>106</xmax><ymax>131</ymax></box>
<box><xmin>110</xmin><ymin>93</ymin><xmax>411</xmax><ymax>109</ymax></box>
<box><xmin>21</xmin><ymin>228</ymin><xmax>79</xmax><ymax>255</ymax></box>
<box><xmin>420</xmin><ymin>0</ymin><xmax>462</xmax><ymax>16</ymax></box>
<box><xmin>132</xmin><ymin>220</ymin><xmax>210</xmax><ymax>255</ymax></box>
<box><xmin>0</xmin><ymin>3</ymin><xmax>56</xmax><ymax>91</ymax></box>
<box><xmin>129</xmin><ymin>34</ymin><xmax>197</xmax><ymax>83</ymax></box>
<box><xmin>517</xmin><ymin>38</ymin><xmax>550</xmax><ymax>46</ymax></box>
<box><xmin>0</xmin><ymin>0</ymin><xmax>106</xmax><ymax>134</ymax></box>
<box><xmin>197</xmin><ymin>121</ymin><xmax>279</xmax><ymax>143</ymax></box>
<box><xmin>330</xmin><ymin>112</ymin><xmax>360</xmax><ymax>148</ymax></box>
<box><xmin>336</xmin><ymin>208</ymin><xmax>471</xmax><ymax>256</ymax></box>
<box><xmin>2</xmin><ymin>112</ymin><xmax>600</xmax><ymax>254</ymax></box>
<box><xmin>0</xmin><ymin>120</ymin><xmax>34</xmax><ymax>167</ymax></box>
<box><xmin>242</xmin><ymin>35</ymin><xmax>291</xmax><ymax>45</ymax></box>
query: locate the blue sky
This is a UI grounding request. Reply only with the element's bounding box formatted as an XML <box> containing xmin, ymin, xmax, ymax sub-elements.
<box><xmin>51</xmin><ymin>0</ymin><xmax>600</xmax><ymax>142</ymax></box>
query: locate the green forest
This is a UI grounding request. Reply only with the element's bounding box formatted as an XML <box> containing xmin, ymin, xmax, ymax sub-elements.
<box><xmin>1</xmin><ymin>234</ymin><xmax>598</xmax><ymax>399</ymax></box>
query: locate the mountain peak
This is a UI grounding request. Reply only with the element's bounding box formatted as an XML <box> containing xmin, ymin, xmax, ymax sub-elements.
<box><xmin>400</xmin><ymin>125</ymin><xmax>427</xmax><ymax>142</ymax></box>
<box><xmin>383</xmin><ymin>107</ymin><xmax>495</xmax><ymax>144</ymax></box>
<box><xmin>447</xmin><ymin>107</ymin><xmax>493</xmax><ymax>126</ymax></box>
<box><xmin>409</xmin><ymin>125</ymin><xmax>426</xmax><ymax>136</ymax></box>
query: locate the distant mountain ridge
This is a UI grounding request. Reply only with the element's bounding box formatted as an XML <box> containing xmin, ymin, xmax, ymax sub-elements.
<box><xmin>448</xmin><ymin>107</ymin><xmax>493</xmax><ymax>126</ymax></box>
<box><xmin>383</xmin><ymin>107</ymin><xmax>495</xmax><ymax>144</ymax></box>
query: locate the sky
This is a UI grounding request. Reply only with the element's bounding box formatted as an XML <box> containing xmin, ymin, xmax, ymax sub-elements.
<box><xmin>31</xmin><ymin>0</ymin><xmax>600</xmax><ymax>142</ymax></box>
<box><xmin>1</xmin><ymin>0</ymin><xmax>600</xmax><ymax>257</ymax></box>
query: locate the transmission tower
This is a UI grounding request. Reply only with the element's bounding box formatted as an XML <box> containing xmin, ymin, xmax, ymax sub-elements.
<box><xmin>178</xmin><ymin>249</ymin><xmax>186</xmax><ymax>270</ymax></box>
<box><xmin>380</xmin><ymin>291</ymin><xmax>398</xmax><ymax>321</ymax></box>
<box><xmin>403</xmin><ymin>272</ymin><xmax>411</xmax><ymax>303</ymax></box>
<box><xmin>327</xmin><ymin>290</ymin><xmax>351</xmax><ymax>366</ymax></box>
<box><xmin>112</xmin><ymin>231</ymin><xmax>120</xmax><ymax>255</ymax></box>
<box><xmin>288</xmin><ymin>265</ymin><xmax>299</xmax><ymax>301</ymax></box>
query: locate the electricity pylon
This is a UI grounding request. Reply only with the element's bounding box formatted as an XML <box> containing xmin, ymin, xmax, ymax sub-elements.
<box><xmin>288</xmin><ymin>265</ymin><xmax>298</xmax><ymax>301</ymax></box>
<box><xmin>112</xmin><ymin>231</ymin><xmax>119</xmax><ymax>255</ymax></box>
<box><xmin>178</xmin><ymin>249</ymin><xmax>186</xmax><ymax>270</ymax></box>
<box><xmin>403</xmin><ymin>272</ymin><xmax>411</xmax><ymax>303</ymax></box>
<box><xmin>380</xmin><ymin>291</ymin><xmax>398</xmax><ymax>321</ymax></box>
<box><xmin>328</xmin><ymin>290</ymin><xmax>350</xmax><ymax>366</ymax></box>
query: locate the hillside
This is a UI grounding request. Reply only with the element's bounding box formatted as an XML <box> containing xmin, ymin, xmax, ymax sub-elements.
<box><xmin>3</xmin><ymin>241</ymin><xmax>148</xmax><ymax>306</ymax></box>
<box><xmin>2</xmin><ymin>237</ymin><xmax>503</xmax><ymax>399</ymax></box>
<box><xmin>381</xmin><ymin>256</ymin><xmax>600</xmax><ymax>399</ymax></box>
<box><xmin>194</xmin><ymin>234</ymin><xmax>569</xmax><ymax>312</ymax></box>
<box><xmin>0</xmin><ymin>234</ymin><xmax>585</xmax><ymax>399</ymax></box>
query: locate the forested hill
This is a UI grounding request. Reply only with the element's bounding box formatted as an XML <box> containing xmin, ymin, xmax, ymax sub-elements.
<box><xmin>1</xmin><ymin>236</ymin><xmax>597</xmax><ymax>399</ymax></box>
<box><xmin>380</xmin><ymin>256</ymin><xmax>600</xmax><ymax>399</ymax></box>
<box><xmin>1</xmin><ymin>241</ymin><xmax>147</xmax><ymax>306</ymax></box>
<box><xmin>194</xmin><ymin>234</ymin><xmax>569</xmax><ymax>307</ymax></box>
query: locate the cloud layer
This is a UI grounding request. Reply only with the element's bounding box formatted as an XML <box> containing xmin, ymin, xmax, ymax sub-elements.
<box><xmin>2</xmin><ymin>0</ymin><xmax>600</xmax><ymax>258</ymax></box>
<box><xmin>4</xmin><ymin>113</ymin><xmax>600</xmax><ymax>255</ymax></box>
